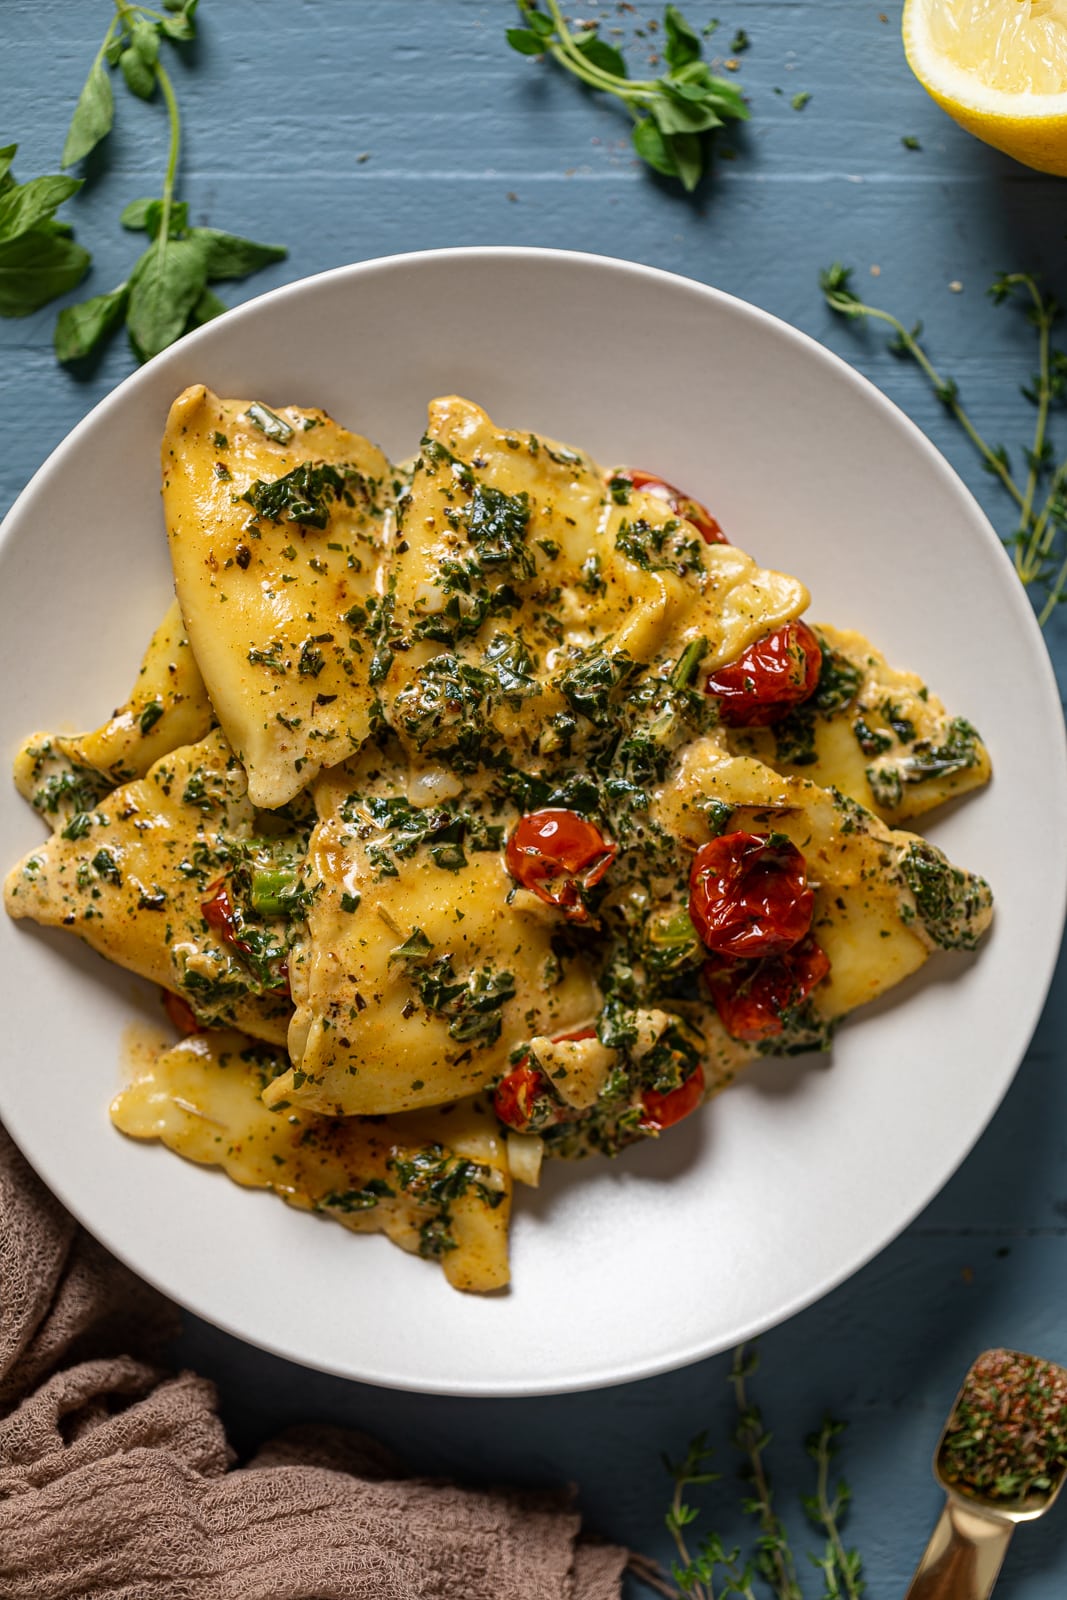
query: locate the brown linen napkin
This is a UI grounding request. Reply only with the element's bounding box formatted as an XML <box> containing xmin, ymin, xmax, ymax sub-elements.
<box><xmin>0</xmin><ymin>1126</ymin><xmax>625</xmax><ymax>1599</ymax></box>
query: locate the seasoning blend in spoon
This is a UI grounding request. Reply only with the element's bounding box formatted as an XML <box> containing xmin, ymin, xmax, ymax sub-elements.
<box><xmin>906</xmin><ymin>1348</ymin><xmax>1067</xmax><ymax>1600</ymax></box>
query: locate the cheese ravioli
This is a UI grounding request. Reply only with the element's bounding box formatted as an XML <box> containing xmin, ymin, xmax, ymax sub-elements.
<box><xmin>112</xmin><ymin>1030</ymin><xmax>511</xmax><ymax>1292</ymax></box>
<box><xmin>162</xmin><ymin>387</ymin><xmax>393</xmax><ymax>809</ymax></box>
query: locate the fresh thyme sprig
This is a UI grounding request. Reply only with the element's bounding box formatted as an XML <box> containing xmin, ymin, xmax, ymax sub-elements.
<box><xmin>506</xmin><ymin>2</ymin><xmax>748</xmax><ymax>192</ymax></box>
<box><xmin>803</xmin><ymin>1421</ymin><xmax>866</xmax><ymax>1600</ymax></box>
<box><xmin>652</xmin><ymin>1345</ymin><xmax>865</xmax><ymax>1600</ymax></box>
<box><xmin>52</xmin><ymin>0</ymin><xmax>285</xmax><ymax>364</ymax></box>
<box><xmin>820</xmin><ymin>263</ymin><xmax>1067</xmax><ymax>626</ymax></box>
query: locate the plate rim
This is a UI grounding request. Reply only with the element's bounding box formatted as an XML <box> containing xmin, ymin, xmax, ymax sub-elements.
<box><xmin>2</xmin><ymin>245</ymin><xmax>1064</xmax><ymax>1396</ymax></box>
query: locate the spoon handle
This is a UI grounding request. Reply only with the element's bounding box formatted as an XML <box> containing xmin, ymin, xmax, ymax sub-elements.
<box><xmin>905</xmin><ymin>1499</ymin><xmax>1014</xmax><ymax>1600</ymax></box>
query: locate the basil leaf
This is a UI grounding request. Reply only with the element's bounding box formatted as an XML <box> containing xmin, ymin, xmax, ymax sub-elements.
<box><xmin>127</xmin><ymin>235</ymin><xmax>208</xmax><ymax>359</ymax></box>
<box><xmin>129</xmin><ymin>16</ymin><xmax>161</xmax><ymax>68</ymax></box>
<box><xmin>120</xmin><ymin>196</ymin><xmax>156</xmax><ymax>231</ymax></box>
<box><xmin>189</xmin><ymin>227</ymin><xmax>288</xmax><ymax>280</ymax></box>
<box><xmin>0</xmin><ymin>145</ymin><xmax>17</xmax><ymax>187</ymax></box>
<box><xmin>0</xmin><ymin>230</ymin><xmax>91</xmax><ymax>317</ymax></box>
<box><xmin>0</xmin><ymin>175</ymin><xmax>82</xmax><ymax>241</ymax></box>
<box><xmin>54</xmin><ymin>282</ymin><xmax>129</xmax><ymax>362</ymax></box>
<box><xmin>576</xmin><ymin>35</ymin><xmax>627</xmax><ymax>77</ymax></box>
<box><xmin>632</xmin><ymin>117</ymin><xmax>679</xmax><ymax>178</ymax></box>
<box><xmin>665</xmin><ymin>130</ymin><xmax>703</xmax><ymax>191</ymax></box>
<box><xmin>62</xmin><ymin>57</ymin><xmax>115</xmax><ymax>168</ymax></box>
<box><xmin>506</xmin><ymin>28</ymin><xmax>546</xmax><ymax>55</ymax></box>
<box><xmin>527</xmin><ymin>10</ymin><xmax>554</xmax><ymax>36</ymax></box>
<box><xmin>652</xmin><ymin>88</ymin><xmax>722</xmax><ymax>135</ymax></box>
<box><xmin>188</xmin><ymin>285</ymin><xmax>227</xmax><ymax>327</ymax></box>
<box><xmin>120</xmin><ymin>45</ymin><xmax>156</xmax><ymax>101</ymax></box>
<box><xmin>664</xmin><ymin>4</ymin><xmax>702</xmax><ymax>70</ymax></box>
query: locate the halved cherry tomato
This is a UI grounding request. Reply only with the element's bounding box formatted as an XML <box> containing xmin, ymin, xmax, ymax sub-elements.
<box><xmin>493</xmin><ymin>1028</ymin><xmax>598</xmax><ymax>1132</ymax></box>
<box><xmin>706</xmin><ymin>622</ymin><xmax>822</xmax><ymax>727</ymax></box>
<box><xmin>705</xmin><ymin>620</ymin><xmax>822</xmax><ymax>727</ymax></box>
<box><xmin>703</xmin><ymin>938</ymin><xmax>831</xmax><ymax>1042</ymax></box>
<box><xmin>640</xmin><ymin>1063</ymin><xmax>706</xmax><ymax>1131</ymax></box>
<box><xmin>689</xmin><ymin>831</ymin><xmax>814</xmax><ymax>959</ymax></box>
<box><xmin>163</xmin><ymin>990</ymin><xmax>203</xmax><ymax>1035</ymax></box>
<box><xmin>505</xmin><ymin>810</ymin><xmax>615</xmax><ymax>922</ymax></box>
<box><xmin>620</xmin><ymin>469</ymin><xmax>728</xmax><ymax>545</ymax></box>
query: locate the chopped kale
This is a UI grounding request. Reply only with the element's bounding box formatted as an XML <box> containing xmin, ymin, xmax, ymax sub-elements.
<box><xmin>898</xmin><ymin>840</ymin><xmax>993</xmax><ymax>950</ymax></box>
<box><xmin>558</xmin><ymin>647</ymin><xmax>641</xmax><ymax>725</ymax></box>
<box><xmin>463</xmin><ymin>484</ymin><xmax>535</xmax><ymax>581</ymax></box>
<box><xmin>392</xmin><ymin>654</ymin><xmax>494</xmax><ymax>772</ymax></box>
<box><xmin>240</xmin><ymin>461</ymin><xmax>367</xmax><ymax>532</ymax></box>
<box><xmin>616</xmin><ymin>515</ymin><xmax>704</xmax><ymax>576</ymax></box>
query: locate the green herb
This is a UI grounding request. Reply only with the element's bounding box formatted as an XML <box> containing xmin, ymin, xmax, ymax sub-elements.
<box><xmin>558</xmin><ymin>647</ymin><xmax>641</xmax><ymax>725</ymax></box>
<box><xmin>898</xmin><ymin>839</ymin><xmax>992</xmax><ymax>950</ymax></box>
<box><xmin>137</xmin><ymin>698</ymin><xmax>165</xmax><ymax>735</ymax></box>
<box><xmin>51</xmin><ymin>2</ymin><xmax>286</xmax><ymax>365</ymax></box>
<box><xmin>464</xmin><ymin>484</ymin><xmax>535</xmax><ymax>581</ymax></box>
<box><xmin>318</xmin><ymin>1179</ymin><xmax>393</xmax><ymax>1213</ymax></box>
<box><xmin>391</xmin><ymin>934</ymin><xmax>516</xmax><ymax>1047</ymax></box>
<box><xmin>393</xmin><ymin>654</ymin><xmax>495</xmax><ymax>772</ymax></box>
<box><xmin>902</xmin><ymin>134</ymin><xmax>921</xmax><ymax>150</ymax></box>
<box><xmin>242</xmin><ymin>462</ymin><xmax>366</xmax><ymax>530</ymax></box>
<box><xmin>821</xmin><ymin>263</ymin><xmax>1067</xmax><ymax>623</ymax></box>
<box><xmin>791</xmin><ymin>90</ymin><xmax>811</xmax><ymax>111</ymax></box>
<box><xmin>658</xmin><ymin>1346</ymin><xmax>865</xmax><ymax>1600</ymax></box>
<box><xmin>506</xmin><ymin>1</ymin><xmax>749</xmax><ymax>192</ymax></box>
<box><xmin>730</xmin><ymin>28</ymin><xmax>750</xmax><ymax>52</ymax></box>
<box><xmin>617</xmin><ymin>516</ymin><xmax>705</xmax><ymax>576</ymax></box>
<box><xmin>0</xmin><ymin>147</ymin><xmax>89</xmax><ymax>318</ymax></box>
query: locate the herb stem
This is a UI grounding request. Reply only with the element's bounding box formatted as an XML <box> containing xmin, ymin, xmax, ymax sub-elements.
<box><xmin>849</xmin><ymin>300</ymin><xmax>1025</xmax><ymax>510</ymax></box>
<box><xmin>811</xmin><ymin>1422</ymin><xmax>863</xmax><ymax>1600</ymax></box>
<box><xmin>154</xmin><ymin>58</ymin><xmax>182</xmax><ymax>263</ymax></box>
<box><xmin>537</xmin><ymin>0</ymin><xmax>664</xmax><ymax>100</ymax></box>
<box><xmin>731</xmin><ymin>1346</ymin><xmax>803</xmax><ymax>1600</ymax></box>
<box><xmin>1021</xmin><ymin>277</ymin><xmax>1052</xmax><ymax>563</ymax></box>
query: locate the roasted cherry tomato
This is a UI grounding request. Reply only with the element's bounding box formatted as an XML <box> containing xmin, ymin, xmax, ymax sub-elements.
<box><xmin>689</xmin><ymin>831</ymin><xmax>814</xmax><ymax>959</ymax></box>
<box><xmin>640</xmin><ymin>1064</ymin><xmax>706</xmax><ymax>1131</ymax></box>
<box><xmin>705</xmin><ymin>620</ymin><xmax>822</xmax><ymax>728</ymax></box>
<box><xmin>505</xmin><ymin>809</ymin><xmax>615</xmax><ymax>922</ymax></box>
<box><xmin>162</xmin><ymin>990</ymin><xmax>203</xmax><ymax>1035</ymax></box>
<box><xmin>201</xmin><ymin>878</ymin><xmax>290</xmax><ymax>996</ymax></box>
<box><xmin>703</xmin><ymin>938</ymin><xmax>831</xmax><ymax>1042</ymax></box>
<box><xmin>706</xmin><ymin>622</ymin><xmax>822</xmax><ymax>727</ymax></box>
<box><xmin>201</xmin><ymin>879</ymin><xmax>241</xmax><ymax>945</ymax></box>
<box><xmin>620</xmin><ymin>469</ymin><xmax>728</xmax><ymax>546</ymax></box>
<box><xmin>493</xmin><ymin>1028</ymin><xmax>597</xmax><ymax>1132</ymax></box>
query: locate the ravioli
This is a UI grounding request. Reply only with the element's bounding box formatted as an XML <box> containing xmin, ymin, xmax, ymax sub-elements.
<box><xmin>3</xmin><ymin>386</ymin><xmax>999</xmax><ymax>1295</ymax></box>
<box><xmin>379</xmin><ymin>396</ymin><xmax>808</xmax><ymax>772</ymax></box>
<box><xmin>112</xmin><ymin>1030</ymin><xmax>511</xmax><ymax>1292</ymax></box>
<box><xmin>162</xmin><ymin>386</ymin><xmax>393</xmax><ymax>808</ymax></box>
<box><xmin>4</xmin><ymin>730</ymin><xmax>295</xmax><ymax>1043</ymax></box>
<box><xmin>270</xmin><ymin>754</ymin><xmax>600</xmax><ymax>1117</ymax></box>
<box><xmin>14</xmin><ymin>600</ymin><xmax>214</xmax><ymax>826</ymax></box>
<box><xmin>654</xmin><ymin>737</ymin><xmax>993</xmax><ymax>1028</ymax></box>
<box><xmin>724</xmin><ymin>624</ymin><xmax>992</xmax><ymax>825</ymax></box>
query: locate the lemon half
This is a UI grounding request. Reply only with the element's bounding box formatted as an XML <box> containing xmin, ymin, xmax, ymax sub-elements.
<box><xmin>903</xmin><ymin>0</ymin><xmax>1067</xmax><ymax>174</ymax></box>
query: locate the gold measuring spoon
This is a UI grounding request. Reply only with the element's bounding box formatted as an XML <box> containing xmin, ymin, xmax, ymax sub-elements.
<box><xmin>905</xmin><ymin>1348</ymin><xmax>1067</xmax><ymax>1600</ymax></box>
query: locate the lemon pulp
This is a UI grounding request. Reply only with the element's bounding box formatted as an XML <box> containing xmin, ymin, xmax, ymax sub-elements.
<box><xmin>925</xmin><ymin>0</ymin><xmax>1067</xmax><ymax>93</ymax></box>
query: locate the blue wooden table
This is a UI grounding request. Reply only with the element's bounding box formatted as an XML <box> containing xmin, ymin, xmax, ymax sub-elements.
<box><xmin>5</xmin><ymin>2</ymin><xmax>1067</xmax><ymax>1593</ymax></box>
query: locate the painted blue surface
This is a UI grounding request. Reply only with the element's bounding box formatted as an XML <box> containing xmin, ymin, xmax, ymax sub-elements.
<box><xmin>3</xmin><ymin>2</ymin><xmax>1067</xmax><ymax>1593</ymax></box>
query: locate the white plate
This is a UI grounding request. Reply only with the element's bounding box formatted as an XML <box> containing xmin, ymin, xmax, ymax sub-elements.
<box><xmin>1</xmin><ymin>249</ymin><xmax>1064</xmax><ymax>1396</ymax></box>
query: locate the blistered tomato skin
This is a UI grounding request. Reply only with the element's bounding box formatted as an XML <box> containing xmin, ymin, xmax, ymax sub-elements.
<box><xmin>640</xmin><ymin>1064</ymin><xmax>706</xmax><ymax>1131</ymax></box>
<box><xmin>688</xmin><ymin>831</ymin><xmax>815</xmax><ymax>959</ymax></box>
<box><xmin>706</xmin><ymin>621</ymin><xmax>823</xmax><ymax>727</ymax></box>
<box><xmin>163</xmin><ymin>990</ymin><xmax>203</xmax><ymax>1035</ymax></box>
<box><xmin>704</xmin><ymin>938</ymin><xmax>831</xmax><ymax>1042</ymax></box>
<box><xmin>621</xmin><ymin>469</ymin><xmax>728</xmax><ymax>546</ymax></box>
<box><xmin>505</xmin><ymin>809</ymin><xmax>616</xmax><ymax>922</ymax></box>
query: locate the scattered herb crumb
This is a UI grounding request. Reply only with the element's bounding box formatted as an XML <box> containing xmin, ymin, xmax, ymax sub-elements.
<box><xmin>902</xmin><ymin>134</ymin><xmax>921</xmax><ymax>149</ymax></box>
<box><xmin>792</xmin><ymin>90</ymin><xmax>812</xmax><ymax>110</ymax></box>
